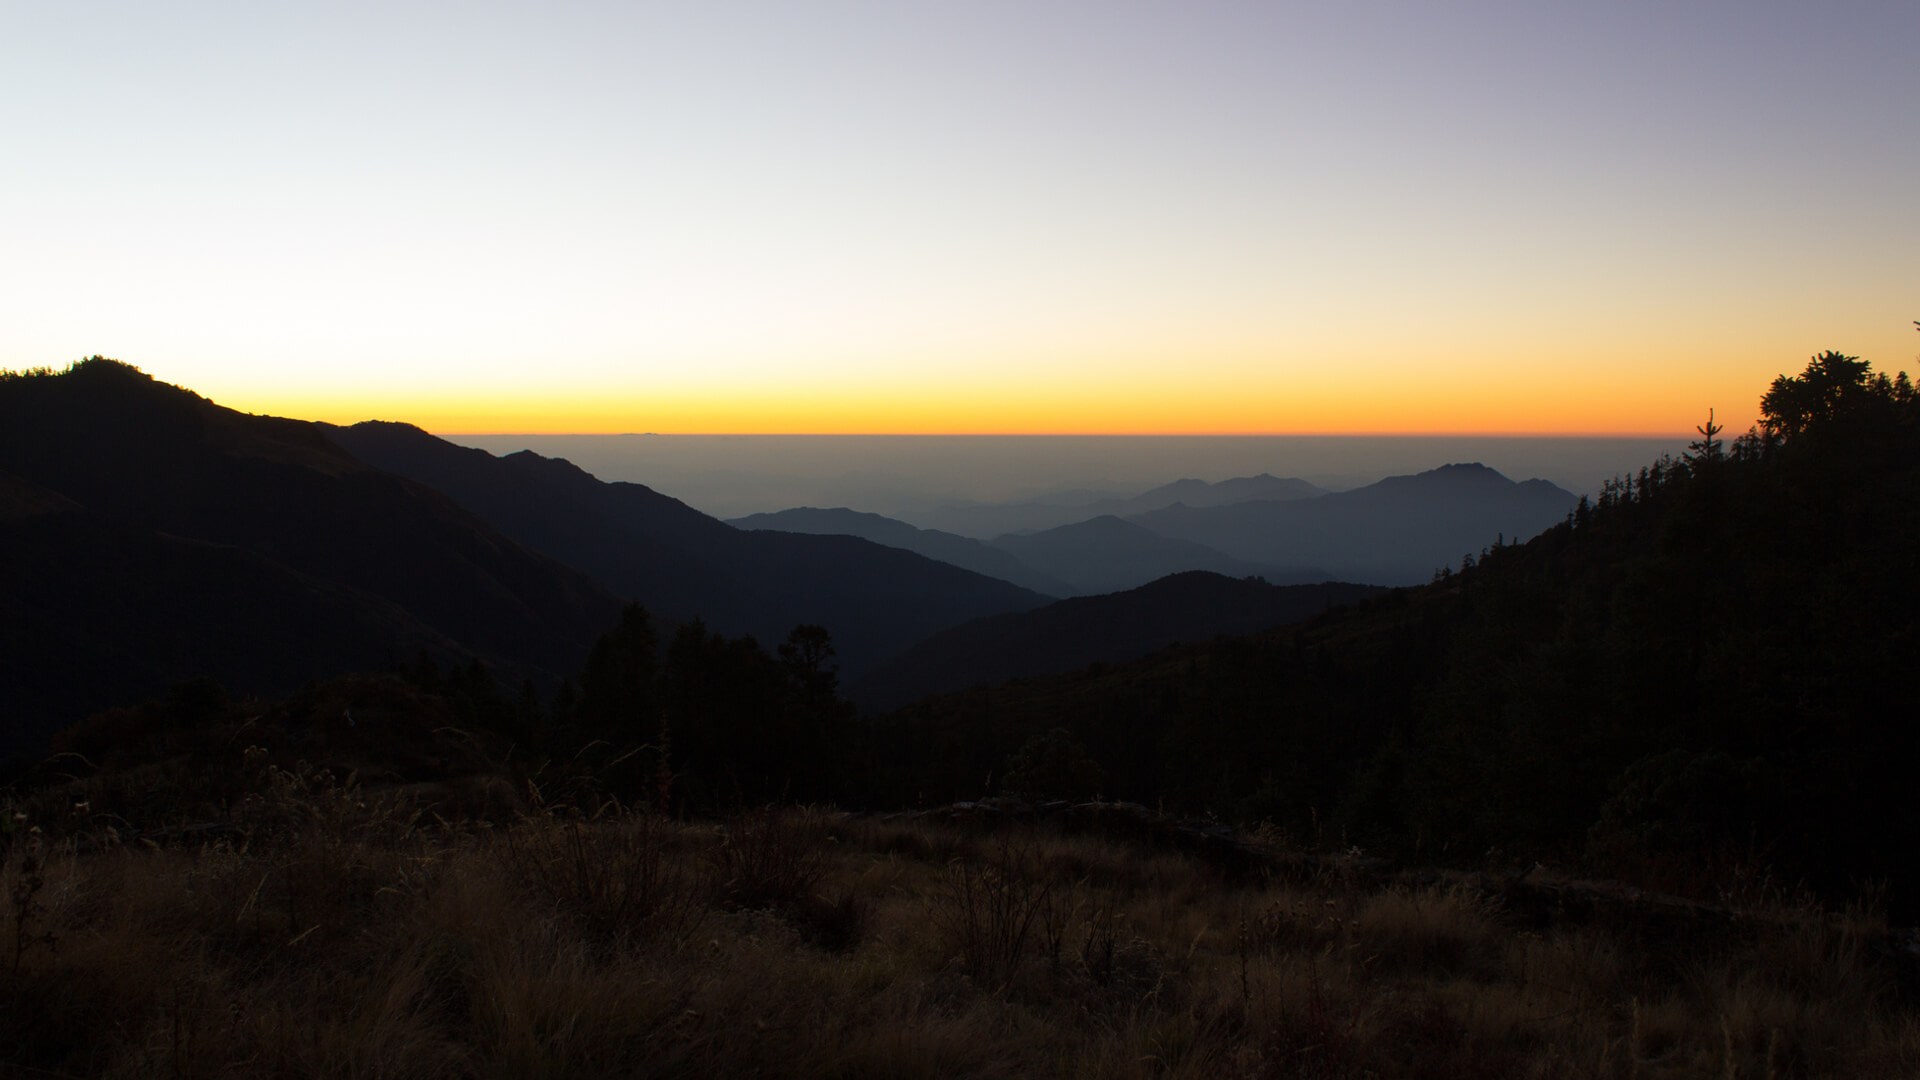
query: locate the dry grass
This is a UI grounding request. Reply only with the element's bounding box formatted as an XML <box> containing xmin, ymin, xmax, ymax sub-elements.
<box><xmin>3</xmin><ymin>789</ymin><xmax>1917</xmax><ymax>1079</ymax></box>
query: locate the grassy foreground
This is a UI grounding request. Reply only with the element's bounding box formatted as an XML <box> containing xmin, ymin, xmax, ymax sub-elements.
<box><xmin>4</xmin><ymin>773</ymin><xmax>1916</xmax><ymax>1079</ymax></box>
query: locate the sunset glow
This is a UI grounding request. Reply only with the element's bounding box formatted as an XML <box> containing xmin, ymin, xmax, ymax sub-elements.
<box><xmin>224</xmin><ymin>333</ymin><xmax>1788</xmax><ymax>438</ymax></box>
<box><xmin>4</xmin><ymin>2</ymin><xmax>1914</xmax><ymax>436</ymax></box>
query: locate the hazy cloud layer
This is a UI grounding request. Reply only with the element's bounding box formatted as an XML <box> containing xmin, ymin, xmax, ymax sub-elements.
<box><xmin>451</xmin><ymin>434</ymin><xmax>1688</xmax><ymax>520</ymax></box>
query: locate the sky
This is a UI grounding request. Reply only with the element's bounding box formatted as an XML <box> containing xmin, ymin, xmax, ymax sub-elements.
<box><xmin>4</xmin><ymin>1</ymin><xmax>1916</xmax><ymax>436</ymax></box>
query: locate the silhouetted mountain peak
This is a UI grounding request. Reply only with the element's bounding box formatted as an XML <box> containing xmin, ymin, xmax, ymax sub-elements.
<box><xmin>503</xmin><ymin>447</ymin><xmax>579</xmax><ymax>471</ymax></box>
<box><xmin>346</xmin><ymin>424</ymin><xmax>592</xmax><ymax>488</ymax></box>
<box><xmin>1146</xmin><ymin>478</ymin><xmax>1210</xmax><ymax>498</ymax></box>
<box><xmin>56</xmin><ymin>355</ymin><xmax>125</xmax><ymax>376</ymax></box>
<box><xmin>1336</xmin><ymin>462</ymin><xmax>1557</xmax><ymax>503</ymax></box>
<box><xmin>1</xmin><ymin>363</ymin><xmax>627</xmax><ymax>748</ymax></box>
<box><xmin>351</xmin><ymin>419</ymin><xmax>430</xmax><ymax>436</ymax></box>
<box><xmin>1125</xmin><ymin>462</ymin><xmax>1577</xmax><ymax>586</ymax></box>
<box><xmin>905</xmin><ymin>472</ymin><xmax>1324</xmax><ymax>537</ymax></box>
<box><xmin>1123</xmin><ymin>473</ymin><xmax>1326</xmax><ymax>511</ymax></box>
<box><xmin>731</xmin><ymin>506</ymin><xmax>919</xmax><ymax>541</ymax></box>
<box><xmin>992</xmin><ymin>514</ymin><xmax>1178</xmax><ymax>551</ymax></box>
<box><xmin>1393</xmin><ymin>462</ymin><xmax>1508</xmax><ymax>485</ymax></box>
<box><xmin>499</xmin><ymin>448</ymin><xmax>609</xmax><ymax>486</ymax></box>
<box><xmin>0</xmin><ymin>359</ymin><xmax>368</xmax><ymax>481</ymax></box>
<box><xmin>1054</xmin><ymin>514</ymin><xmax>1138</xmax><ymax>536</ymax></box>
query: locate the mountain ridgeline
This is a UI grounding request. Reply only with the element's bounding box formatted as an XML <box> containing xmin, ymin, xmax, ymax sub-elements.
<box><xmin>0</xmin><ymin>359</ymin><xmax>1044</xmax><ymax>750</ymax></box>
<box><xmin>0</xmin><ymin>360</ymin><xmax>622</xmax><ymax>747</ymax></box>
<box><xmin>326</xmin><ymin>421</ymin><xmax>1050</xmax><ymax>683</ymax></box>
<box><xmin>734</xmin><ymin>467</ymin><xmax>1575</xmax><ymax>595</ymax></box>
<box><xmin>1133</xmin><ymin>463</ymin><xmax>1576</xmax><ymax>586</ymax></box>
<box><xmin>725</xmin><ymin>507</ymin><xmax>1077</xmax><ymax>596</ymax></box>
<box><xmin>6</xmin><ymin>347</ymin><xmax>1916</xmax><ymax>914</ymax></box>
<box><xmin>901</xmin><ymin>472</ymin><xmax>1328</xmax><ymax>537</ymax></box>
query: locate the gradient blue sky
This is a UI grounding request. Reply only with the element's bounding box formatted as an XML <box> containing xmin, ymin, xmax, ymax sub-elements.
<box><xmin>4</xmin><ymin>1</ymin><xmax>1915</xmax><ymax>434</ymax></box>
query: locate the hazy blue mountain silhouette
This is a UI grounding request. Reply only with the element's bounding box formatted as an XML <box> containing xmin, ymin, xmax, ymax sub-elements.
<box><xmin>1132</xmin><ymin>464</ymin><xmax>1576</xmax><ymax>585</ymax></box>
<box><xmin>0</xmin><ymin>361</ymin><xmax>621</xmax><ymax>749</ymax></box>
<box><xmin>1127</xmin><ymin>474</ymin><xmax>1328</xmax><ymax>510</ymax></box>
<box><xmin>985</xmin><ymin>515</ymin><xmax>1329</xmax><ymax>596</ymax></box>
<box><xmin>726</xmin><ymin>506</ymin><xmax>1074</xmax><ymax>597</ymax></box>
<box><xmin>902</xmin><ymin>473</ymin><xmax>1326</xmax><ymax>538</ymax></box>
<box><xmin>850</xmin><ymin>572</ymin><xmax>1384</xmax><ymax>712</ymax></box>
<box><xmin>329</xmin><ymin>423</ymin><xmax>1051</xmax><ymax>681</ymax></box>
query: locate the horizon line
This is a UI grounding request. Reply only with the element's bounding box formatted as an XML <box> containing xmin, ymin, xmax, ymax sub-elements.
<box><xmin>435</xmin><ymin>429</ymin><xmax>1698</xmax><ymax>439</ymax></box>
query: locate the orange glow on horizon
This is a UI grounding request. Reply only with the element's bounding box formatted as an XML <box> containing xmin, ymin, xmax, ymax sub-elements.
<box><xmin>183</xmin><ymin>336</ymin><xmax>1823</xmax><ymax>441</ymax></box>
<box><xmin>224</xmin><ymin>380</ymin><xmax>1724</xmax><ymax>439</ymax></box>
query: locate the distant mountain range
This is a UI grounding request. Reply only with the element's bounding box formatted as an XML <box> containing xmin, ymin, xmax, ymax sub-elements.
<box><xmin>1134</xmin><ymin>463</ymin><xmax>1576</xmax><ymax>585</ymax></box>
<box><xmin>984</xmin><ymin>515</ymin><xmax>1326</xmax><ymax>595</ymax></box>
<box><xmin>747</xmin><ymin>465</ymin><xmax>1577</xmax><ymax>592</ymax></box>
<box><xmin>727</xmin><ymin>505</ymin><xmax>1326</xmax><ymax>597</ymax></box>
<box><xmin>330</xmin><ymin>423</ymin><xmax>1050</xmax><ymax>682</ymax></box>
<box><xmin>900</xmin><ymin>473</ymin><xmax>1326</xmax><ymax>537</ymax></box>
<box><xmin>851</xmin><ymin>572</ymin><xmax>1385</xmax><ymax>712</ymax></box>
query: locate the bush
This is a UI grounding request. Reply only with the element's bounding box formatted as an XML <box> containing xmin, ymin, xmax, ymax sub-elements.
<box><xmin>503</xmin><ymin>804</ymin><xmax>704</xmax><ymax>948</ymax></box>
<box><xmin>705</xmin><ymin>806</ymin><xmax>830</xmax><ymax>913</ymax></box>
<box><xmin>930</xmin><ymin>833</ymin><xmax>1058</xmax><ymax>989</ymax></box>
<box><xmin>1004</xmin><ymin>728</ymin><xmax>1105</xmax><ymax>802</ymax></box>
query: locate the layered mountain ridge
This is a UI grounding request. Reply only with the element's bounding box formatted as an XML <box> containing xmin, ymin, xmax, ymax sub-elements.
<box><xmin>0</xmin><ymin>360</ymin><xmax>621</xmax><ymax>748</ymax></box>
<box><xmin>1</xmin><ymin>360</ymin><xmax>1054</xmax><ymax>750</ymax></box>
<box><xmin>330</xmin><ymin>422</ymin><xmax>1052</xmax><ymax>683</ymax></box>
<box><xmin>5</xmin><ymin>358</ymin><xmax>1579</xmax><ymax>757</ymax></box>
<box><xmin>745</xmin><ymin>463</ymin><xmax>1576</xmax><ymax>592</ymax></box>
<box><xmin>726</xmin><ymin>507</ymin><xmax>1075</xmax><ymax>596</ymax></box>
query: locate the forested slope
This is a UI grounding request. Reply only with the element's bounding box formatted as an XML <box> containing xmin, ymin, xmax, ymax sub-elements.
<box><xmin>871</xmin><ymin>350</ymin><xmax>1920</xmax><ymax>906</ymax></box>
<box><xmin>0</xmin><ymin>360</ymin><xmax>622</xmax><ymax>750</ymax></box>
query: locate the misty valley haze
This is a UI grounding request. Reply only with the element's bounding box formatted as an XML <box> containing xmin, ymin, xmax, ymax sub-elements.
<box><xmin>450</xmin><ymin>433</ymin><xmax>1688</xmax><ymax>521</ymax></box>
<box><xmin>729</xmin><ymin>464</ymin><xmax>1577</xmax><ymax>594</ymax></box>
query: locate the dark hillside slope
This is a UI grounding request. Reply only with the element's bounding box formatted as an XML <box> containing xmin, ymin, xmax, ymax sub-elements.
<box><xmin>329</xmin><ymin>422</ymin><xmax>1050</xmax><ymax>681</ymax></box>
<box><xmin>330</xmin><ymin>422</ymin><xmax>732</xmax><ymax>620</ymax></box>
<box><xmin>874</xmin><ymin>352</ymin><xmax>1920</xmax><ymax>908</ymax></box>
<box><xmin>0</xmin><ymin>487</ymin><xmax>469</xmax><ymax>748</ymax></box>
<box><xmin>0</xmin><ymin>360</ymin><xmax>622</xmax><ymax>748</ymax></box>
<box><xmin>727</xmin><ymin>506</ymin><xmax>1072</xmax><ymax>597</ymax></box>
<box><xmin>851</xmin><ymin>572</ymin><xmax>1383</xmax><ymax>712</ymax></box>
<box><xmin>1134</xmin><ymin>463</ymin><xmax>1575</xmax><ymax>585</ymax></box>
